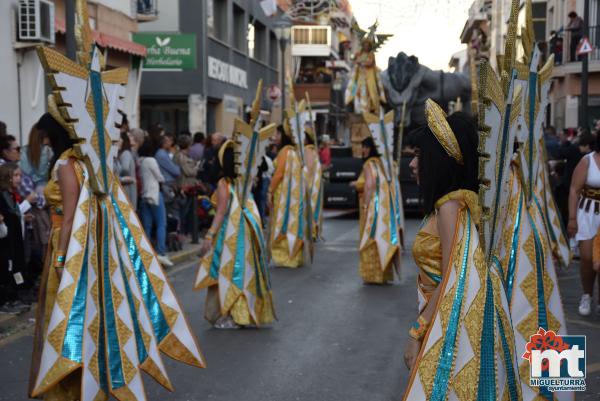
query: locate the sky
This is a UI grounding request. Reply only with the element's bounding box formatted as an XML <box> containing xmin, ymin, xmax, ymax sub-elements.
<box><xmin>350</xmin><ymin>0</ymin><xmax>474</xmax><ymax>71</ymax></box>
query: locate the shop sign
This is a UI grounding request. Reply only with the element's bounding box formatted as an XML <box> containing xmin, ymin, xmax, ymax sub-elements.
<box><xmin>133</xmin><ymin>33</ymin><xmax>196</xmax><ymax>70</ymax></box>
<box><xmin>208</xmin><ymin>56</ymin><xmax>248</xmax><ymax>89</ymax></box>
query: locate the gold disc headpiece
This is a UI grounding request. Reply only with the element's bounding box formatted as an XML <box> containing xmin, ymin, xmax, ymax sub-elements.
<box><xmin>425</xmin><ymin>99</ymin><xmax>464</xmax><ymax>164</ymax></box>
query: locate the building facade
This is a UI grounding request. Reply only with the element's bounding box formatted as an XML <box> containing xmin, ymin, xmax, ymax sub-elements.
<box><xmin>1</xmin><ymin>0</ymin><xmax>146</xmax><ymax>143</ymax></box>
<box><xmin>137</xmin><ymin>0</ymin><xmax>280</xmax><ymax>136</ymax></box>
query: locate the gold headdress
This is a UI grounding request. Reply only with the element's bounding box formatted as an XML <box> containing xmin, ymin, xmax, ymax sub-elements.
<box><xmin>218</xmin><ymin>139</ymin><xmax>237</xmax><ymax>172</ymax></box>
<box><xmin>425</xmin><ymin>99</ymin><xmax>464</xmax><ymax>164</ymax></box>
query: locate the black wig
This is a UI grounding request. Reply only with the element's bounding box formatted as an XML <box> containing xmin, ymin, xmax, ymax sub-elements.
<box><xmin>361</xmin><ymin>137</ymin><xmax>380</xmax><ymax>160</ymax></box>
<box><xmin>219</xmin><ymin>145</ymin><xmax>237</xmax><ymax>180</ymax></box>
<box><xmin>36</xmin><ymin>113</ymin><xmax>77</xmax><ymax>173</ymax></box>
<box><xmin>416</xmin><ymin>111</ymin><xmax>479</xmax><ymax>215</ymax></box>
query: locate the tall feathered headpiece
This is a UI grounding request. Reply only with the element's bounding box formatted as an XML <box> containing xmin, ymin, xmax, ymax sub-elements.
<box><xmin>363</xmin><ymin>108</ymin><xmax>395</xmax><ymax>182</ymax></box>
<box><xmin>477</xmin><ymin>0</ymin><xmax>524</xmax><ymax>261</ymax></box>
<box><xmin>233</xmin><ymin>80</ymin><xmax>277</xmax><ymax>204</ymax></box>
<box><xmin>284</xmin><ymin>76</ymin><xmax>307</xmax><ymax>164</ymax></box>
<box><xmin>36</xmin><ymin>0</ymin><xmax>126</xmax><ymax>196</ymax></box>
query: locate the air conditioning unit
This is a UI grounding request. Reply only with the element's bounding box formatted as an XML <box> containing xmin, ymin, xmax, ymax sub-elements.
<box><xmin>18</xmin><ymin>0</ymin><xmax>55</xmax><ymax>44</ymax></box>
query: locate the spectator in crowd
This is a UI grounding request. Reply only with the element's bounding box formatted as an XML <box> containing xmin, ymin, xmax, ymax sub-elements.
<box><xmin>556</xmin><ymin>133</ymin><xmax>595</xmax><ymax>224</ymax></box>
<box><xmin>155</xmin><ymin>133</ymin><xmax>181</xmax><ymax>223</ymax></box>
<box><xmin>138</xmin><ymin>140</ymin><xmax>173</xmax><ymax>267</ymax></box>
<box><xmin>549</xmin><ymin>30</ymin><xmax>563</xmax><ymax>65</ymax></box>
<box><xmin>0</xmin><ymin>121</ymin><xmax>6</xmax><ymax>137</ymax></box>
<box><xmin>128</xmin><ymin>128</ymin><xmax>147</xmax><ymax>155</ymax></box>
<box><xmin>155</xmin><ymin>133</ymin><xmax>181</xmax><ymax>187</ymax></box>
<box><xmin>201</xmin><ymin>132</ymin><xmax>225</xmax><ymax>188</ymax></box>
<box><xmin>21</xmin><ymin>124</ymin><xmax>53</xmax><ymax>186</ymax></box>
<box><xmin>0</xmin><ymin>135</ymin><xmax>40</xmax><ymax>207</ymax></box>
<box><xmin>319</xmin><ymin>134</ymin><xmax>332</xmax><ymax>169</ymax></box>
<box><xmin>118</xmin><ymin>111</ymin><xmax>129</xmax><ymax>135</ymax></box>
<box><xmin>254</xmin><ymin>143</ymin><xmax>277</xmax><ymax>222</ymax></box>
<box><xmin>147</xmin><ymin>123</ymin><xmax>164</xmax><ymax>151</ymax></box>
<box><xmin>189</xmin><ymin>132</ymin><xmax>206</xmax><ymax>162</ymax></box>
<box><xmin>567</xmin><ymin>11</ymin><xmax>584</xmax><ymax>62</ymax></box>
<box><xmin>117</xmin><ymin>132</ymin><xmax>137</xmax><ymax>209</ymax></box>
<box><xmin>545</xmin><ymin>126</ymin><xmax>561</xmax><ymax>159</ymax></box>
<box><xmin>0</xmin><ymin>163</ymin><xmax>34</xmax><ymax>313</ymax></box>
<box><xmin>174</xmin><ymin>134</ymin><xmax>200</xmax><ymax>235</ymax></box>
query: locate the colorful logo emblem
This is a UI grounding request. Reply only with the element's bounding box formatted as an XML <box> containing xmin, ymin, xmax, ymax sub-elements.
<box><xmin>522</xmin><ymin>328</ymin><xmax>586</xmax><ymax>392</ymax></box>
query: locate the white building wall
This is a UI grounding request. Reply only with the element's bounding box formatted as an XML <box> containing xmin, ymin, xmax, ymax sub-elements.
<box><xmin>138</xmin><ymin>1</ymin><xmax>179</xmax><ymax>31</ymax></box>
<box><xmin>90</xmin><ymin>0</ymin><xmax>135</xmax><ymax>18</ymax></box>
<box><xmin>0</xmin><ymin>1</ymin><xmax>47</xmax><ymax>144</ymax></box>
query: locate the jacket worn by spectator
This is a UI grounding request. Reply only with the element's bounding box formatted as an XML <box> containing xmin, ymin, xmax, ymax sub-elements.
<box><xmin>0</xmin><ymin>191</ymin><xmax>27</xmax><ymax>305</ymax></box>
<box><xmin>174</xmin><ymin>151</ymin><xmax>199</xmax><ymax>189</ymax></box>
<box><xmin>155</xmin><ymin>148</ymin><xmax>181</xmax><ymax>184</ymax></box>
<box><xmin>139</xmin><ymin>156</ymin><xmax>165</xmax><ymax>206</ymax></box>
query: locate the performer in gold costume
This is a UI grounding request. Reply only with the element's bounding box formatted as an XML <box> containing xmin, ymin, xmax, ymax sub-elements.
<box><xmin>29</xmin><ymin>3</ymin><xmax>204</xmax><ymax>399</ymax></box>
<box><xmin>268</xmin><ymin>103</ymin><xmax>311</xmax><ymax>268</ymax></box>
<box><xmin>345</xmin><ymin>26</ymin><xmax>387</xmax><ymax>114</ymax></box>
<box><xmin>355</xmin><ymin>138</ymin><xmax>400</xmax><ymax>283</ymax></box>
<box><xmin>402</xmin><ymin>100</ymin><xmax>520</xmax><ymax>400</ymax></box>
<box><xmin>196</xmin><ymin>83</ymin><xmax>276</xmax><ymax>328</ymax></box>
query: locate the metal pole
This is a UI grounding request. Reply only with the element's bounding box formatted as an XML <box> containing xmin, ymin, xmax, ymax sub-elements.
<box><xmin>279</xmin><ymin>38</ymin><xmax>287</xmax><ymax>124</ymax></box>
<box><xmin>581</xmin><ymin>0</ymin><xmax>590</xmax><ymax>131</ymax></box>
<box><xmin>66</xmin><ymin>0</ymin><xmax>76</xmax><ymax>60</ymax></box>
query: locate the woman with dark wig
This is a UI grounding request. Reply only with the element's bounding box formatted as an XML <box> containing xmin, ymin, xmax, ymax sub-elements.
<box><xmin>196</xmin><ymin>140</ymin><xmax>275</xmax><ymax>328</ymax></box>
<box><xmin>402</xmin><ymin>100</ymin><xmax>519</xmax><ymax>399</ymax></box>
<box><xmin>354</xmin><ymin>135</ymin><xmax>400</xmax><ymax>284</ymax></box>
<box><xmin>268</xmin><ymin>124</ymin><xmax>309</xmax><ymax>268</ymax></box>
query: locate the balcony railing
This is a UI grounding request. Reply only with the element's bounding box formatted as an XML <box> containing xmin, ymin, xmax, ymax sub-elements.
<box><xmin>137</xmin><ymin>0</ymin><xmax>158</xmax><ymax>22</ymax></box>
<box><xmin>549</xmin><ymin>25</ymin><xmax>600</xmax><ymax>65</ymax></box>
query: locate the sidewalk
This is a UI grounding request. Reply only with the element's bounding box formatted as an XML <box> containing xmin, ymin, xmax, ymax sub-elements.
<box><xmin>0</xmin><ymin>240</ymin><xmax>202</xmax><ymax>343</ymax></box>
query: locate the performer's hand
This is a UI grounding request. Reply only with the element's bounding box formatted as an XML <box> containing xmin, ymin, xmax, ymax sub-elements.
<box><xmin>404</xmin><ymin>337</ymin><xmax>421</xmax><ymax>371</ymax></box>
<box><xmin>55</xmin><ymin>267</ymin><xmax>64</xmax><ymax>280</ymax></box>
<box><xmin>567</xmin><ymin>218</ymin><xmax>578</xmax><ymax>237</ymax></box>
<box><xmin>200</xmin><ymin>238</ymin><xmax>212</xmax><ymax>256</ymax></box>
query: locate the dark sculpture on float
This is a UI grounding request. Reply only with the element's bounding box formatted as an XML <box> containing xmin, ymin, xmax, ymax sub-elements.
<box><xmin>381</xmin><ymin>52</ymin><xmax>472</xmax><ymax>129</ymax></box>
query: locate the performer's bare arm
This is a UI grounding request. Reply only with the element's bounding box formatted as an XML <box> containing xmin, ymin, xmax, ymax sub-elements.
<box><xmin>56</xmin><ymin>160</ymin><xmax>80</xmax><ymax>278</ymax></box>
<box><xmin>568</xmin><ymin>156</ymin><xmax>588</xmax><ymax>237</ymax></box>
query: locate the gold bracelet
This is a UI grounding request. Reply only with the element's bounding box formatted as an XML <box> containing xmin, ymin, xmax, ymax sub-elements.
<box><xmin>408</xmin><ymin>315</ymin><xmax>430</xmax><ymax>341</ymax></box>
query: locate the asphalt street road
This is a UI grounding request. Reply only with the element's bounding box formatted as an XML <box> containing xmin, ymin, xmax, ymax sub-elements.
<box><xmin>0</xmin><ymin>214</ymin><xmax>599</xmax><ymax>400</ymax></box>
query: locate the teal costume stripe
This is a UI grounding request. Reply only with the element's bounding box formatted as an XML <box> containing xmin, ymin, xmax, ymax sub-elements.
<box><xmin>496</xmin><ymin>308</ymin><xmax>520</xmax><ymax>401</ymax></box>
<box><xmin>61</xmin><ymin>245</ymin><xmax>89</xmax><ymax>363</ymax></box>
<box><xmin>313</xmin><ymin>180</ymin><xmax>323</xmax><ymax>223</ymax></box>
<box><xmin>243</xmin><ymin>207</ymin><xmax>271</xmax><ymax>289</ymax></box>
<box><xmin>526</xmin><ymin>209</ymin><xmax>548</xmax><ymax>330</ymax></box>
<box><xmin>210</xmin><ymin>187</ymin><xmax>233</xmax><ymax>280</ymax></box>
<box><xmin>111</xmin><ymin>195</ymin><xmax>170</xmax><ymax>342</ymax></box>
<box><xmin>477</xmin><ymin>273</ymin><xmax>496</xmax><ymax>400</ymax></box>
<box><xmin>90</xmin><ymin>68</ymin><xmax>109</xmax><ymax>193</ymax></box>
<box><xmin>116</xmin><ymin>248</ymin><xmax>148</xmax><ymax>364</ymax></box>
<box><xmin>388</xmin><ymin>190</ymin><xmax>398</xmax><ymax>246</ymax></box>
<box><xmin>369</xmin><ymin>174</ymin><xmax>380</xmax><ymax>239</ymax></box>
<box><xmin>487</xmin><ymin>70</ymin><xmax>517</xmax><ymax>260</ymax></box>
<box><xmin>297</xmin><ymin>177</ymin><xmax>305</xmax><ymax>242</ymax></box>
<box><xmin>97</xmin><ymin>266</ymin><xmax>109</xmax><ymax>393</ymax></box>
<box><xmin>430</xmin><ymin>211</ymin><xmax>472</xmax><ymax>401</ymax></box>
<box><xmin>233</xmin><ymin>211</ymin><xmax>246</xmax><ymax>290</ymax></box>
<box><xmin>101</xmin><ymin>203</ymin><xmax>125</xmax><ymax>389</ymax></box>
<box><xmin>506</xmin><ymin>190</ymin><xmax>524</xmax><ymax>303</ymax></box>
<box><xmin>280</xmin><ymin>161</ymin><xmax>293</xmax><ymax>235</ymax></box>
<box><xmin>424</xmin><ymin>270</ymin><xmax>442</xmax><ymax>284</ymax></box>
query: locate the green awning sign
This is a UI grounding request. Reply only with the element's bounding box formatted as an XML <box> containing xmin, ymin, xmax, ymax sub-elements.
<box><xmin>133</xmin><ymin>33</ymin><xmax>196</xmax><ymax>70</ymax></box>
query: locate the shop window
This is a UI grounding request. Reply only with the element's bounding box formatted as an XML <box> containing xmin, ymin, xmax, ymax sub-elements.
<box><xmin>270</xmin><ymin>31</ymin><xmax>278</xmax><ymax>67</ymax></box>
<box><xmin>233</xmin><ymin>5</ymin><xmax>245</xmax><ymax>51</ymax></box>
<box><xmin>532</xmin><ymin>2</ymin><xmax>546</xmax><ymax>42</ymax></box>
<box><xmin>207</xmin><ymin>0</ymin><xmax>214</xmax><ymax>36</ymax></box>
<box><xmin>212</xmin><ymin>0</ymin><xmax>227</xmax><ymax>42</ymax></box>
<box><xmin>248</xmin><ymin>23</ymin><xmax>255</xmax><ymax>58</ymax></box>
<box><xmin>254</xmin><ymin>21</ymin><xmax>267</xmax><ymax>62</ymax></box>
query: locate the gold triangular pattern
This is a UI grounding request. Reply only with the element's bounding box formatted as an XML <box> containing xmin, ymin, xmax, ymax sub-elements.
<box><xmin>451</xmin><ymin>357</ymin><xmax>479</xmax><ymax>401</ymax></box>
<box><xmin>162</xmin><ymin>304</ymin><xmax>179</xmax><ymax>328</ymax></box>
<box><xmin>89</xmin><ymin>350</ymin><xmax>100</xmax><ymax>382</ymax></box>
<box><xmin>148</xmin><ymin>272</ymin><xmax>165</xmax><ymax>300</ymax></box>
<box><xmin>417</xmin><ymin>338</ymin><xmax>444</xmax><ymax>399</ymax></box>
<box><xmin>47</xmin><ymin>319</ymin><xmax>68</xmax><ymax>353</ymax></box>
<box><xmin>121</xmin><ymin>353</ymin><xmax>137</xmax><ymax>385</ymax></box>
<box><xmin>116</xmin><ymin>316</ymin><xmax>133</xmax><ymax>347</ymax></box>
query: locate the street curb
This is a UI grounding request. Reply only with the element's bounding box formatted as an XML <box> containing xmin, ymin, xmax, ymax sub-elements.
<box><xmin>168</xmin><ymin>244</ymin><xmax>202</xmax><ymax>265</ymax></box>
